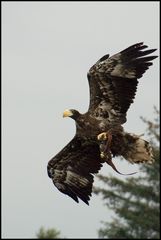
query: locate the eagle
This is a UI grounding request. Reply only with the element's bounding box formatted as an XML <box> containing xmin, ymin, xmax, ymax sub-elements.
<box><xmin>47</xmin><ymin>42</ymin><xmax>157</xmax><ymax>205</ymax></box>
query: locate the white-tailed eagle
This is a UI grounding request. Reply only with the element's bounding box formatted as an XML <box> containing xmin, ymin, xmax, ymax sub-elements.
<box><xmin>47</xmin><ymin>42</ymin><xmax>157</xmax><ymax>205</ymax></box>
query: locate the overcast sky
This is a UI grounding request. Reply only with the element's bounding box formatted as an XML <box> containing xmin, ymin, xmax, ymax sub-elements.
<box><xmin>2</xmin><ymin>1</ymin><xmax>159</xmax><ymax>239</ymax></box>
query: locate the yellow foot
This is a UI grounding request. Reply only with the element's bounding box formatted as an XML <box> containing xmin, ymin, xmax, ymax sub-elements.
<box><xmin>97</xmin><ymin>132</ymin><xmax>108</xmax><ymax>141</ymax></box>
<box><xmin>100</xmin><ymin>152</ymin><xmax>105</xmax><ymax>158</ymax></box>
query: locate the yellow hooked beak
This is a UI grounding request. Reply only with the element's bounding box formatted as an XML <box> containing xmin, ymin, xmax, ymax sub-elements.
<box><xmin>63</xmin><ymin>109</ymin><xmax>73</xmax><ymax>118</ymax></box>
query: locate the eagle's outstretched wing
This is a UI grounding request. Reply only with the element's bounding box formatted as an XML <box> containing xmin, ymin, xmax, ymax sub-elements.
<box><xmin>88</xmin><ymin>42</ymin><xmax>157</xmax><ymax>124</ymax></box>
<box><xmin>47</xmin><ymin>136</ymin><xmax>102</xmax><ymax>205</ymax></box>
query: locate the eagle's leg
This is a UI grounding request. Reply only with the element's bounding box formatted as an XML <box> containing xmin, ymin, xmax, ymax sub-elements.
<box><xmin>97</xmin><ymin>131</ymin><xmax>113</xmax><ymax>148</ymax></box>
<box><xmin>97</xmin><ymin>131</ymin><xmax>137</xmax><ymax>175</ymax></box>
<box><xmin>97</xmin><ymin>131</ymin><xmax>113</xmax><ymax>159</ymax></box>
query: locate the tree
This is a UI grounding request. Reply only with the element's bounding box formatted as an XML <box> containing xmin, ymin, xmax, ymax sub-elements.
<box><xmin>94</xmin><ymin>108</ymin><xmax>160</xmax><ymax>239</ymax></box>
<box><xmin>36</xmin><ymin>226</ymin><xmax>61</xmax><ymax>239</ymax></box>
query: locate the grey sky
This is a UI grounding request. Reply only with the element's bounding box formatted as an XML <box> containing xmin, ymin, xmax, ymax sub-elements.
<box><xmin>2</xmin><ymin>2</ymin><xmax>159</xmax><ymax>238</ymax></box>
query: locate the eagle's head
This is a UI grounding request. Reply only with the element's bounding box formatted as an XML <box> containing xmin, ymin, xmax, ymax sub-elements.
<box><xmin>63</xmin><ymin>109</ymin><xmax>81</xmax><ymax>120</ymax></box>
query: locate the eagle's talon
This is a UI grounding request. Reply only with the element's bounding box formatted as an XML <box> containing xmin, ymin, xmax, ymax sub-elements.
<box><xmin>97</xmin><ymin>132</ymin><xmax>108</xmax><ymax>141</ymax></box>
<box><xmin>100</xmin><ymin>152</ymin><xmax>105</xmax><ymax>158</ymax></box>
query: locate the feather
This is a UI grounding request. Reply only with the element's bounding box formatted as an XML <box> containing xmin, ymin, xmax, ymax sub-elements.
<box><xmin>48</xmin><ymin>43</ymin><xmax>157</xmax><ymax>204</ymax></box>
<box><xmin>47</xmin><ymin>137</ymin><xmax>102</xmax><ymax>204</ymax></box>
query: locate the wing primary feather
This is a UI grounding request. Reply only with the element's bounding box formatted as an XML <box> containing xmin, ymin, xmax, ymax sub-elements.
<box><xmin>132</xmin><ymin>55</ymin><xmax>158</xmax><ymax>63</ymax></box>
<box><xmin>54</xmin><ymin>182</ymin><xmax>79</xmax><ymax>203</ymax></box>
<box><xmin>121</xmin><ymin>42</ymin><xmax>146</xmax><ymax>53</ymax></box>
<box><xmin>65</xmin><ymin>186</ymin><xmax>79</xmax><ymax>203</ymax></box>
<box><xmin>68</xmin><ymin>185</ymin><xmax>90</xmax><ymax>205</ymax></box>
<box><xmin>124</xmin><ymin>49</ymin><xmax>157</xmax><ymax>60</ymax></box>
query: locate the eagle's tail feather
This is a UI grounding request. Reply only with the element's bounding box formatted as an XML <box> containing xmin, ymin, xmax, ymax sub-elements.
<box><xmin>123</xmin><ymin>133</ymin><xmax>154</xmax><ymax>164</ymax></box>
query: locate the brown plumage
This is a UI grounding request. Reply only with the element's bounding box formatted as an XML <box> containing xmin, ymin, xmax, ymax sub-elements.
<box><xmin>47</xmin><ymin>42</ymin><xmax>157</xmax><ymax>205</ymax></box>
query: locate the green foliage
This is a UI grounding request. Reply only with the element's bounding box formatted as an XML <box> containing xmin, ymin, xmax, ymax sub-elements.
<box><xmin>94</xmin><ymin>108</ymin><xmax>160</xmax><ymax>239</ymax></box>
<box><xmin>36</xmin><ymin>226</ymin><xmax>61</xmax><ymax>239</ymax></box>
